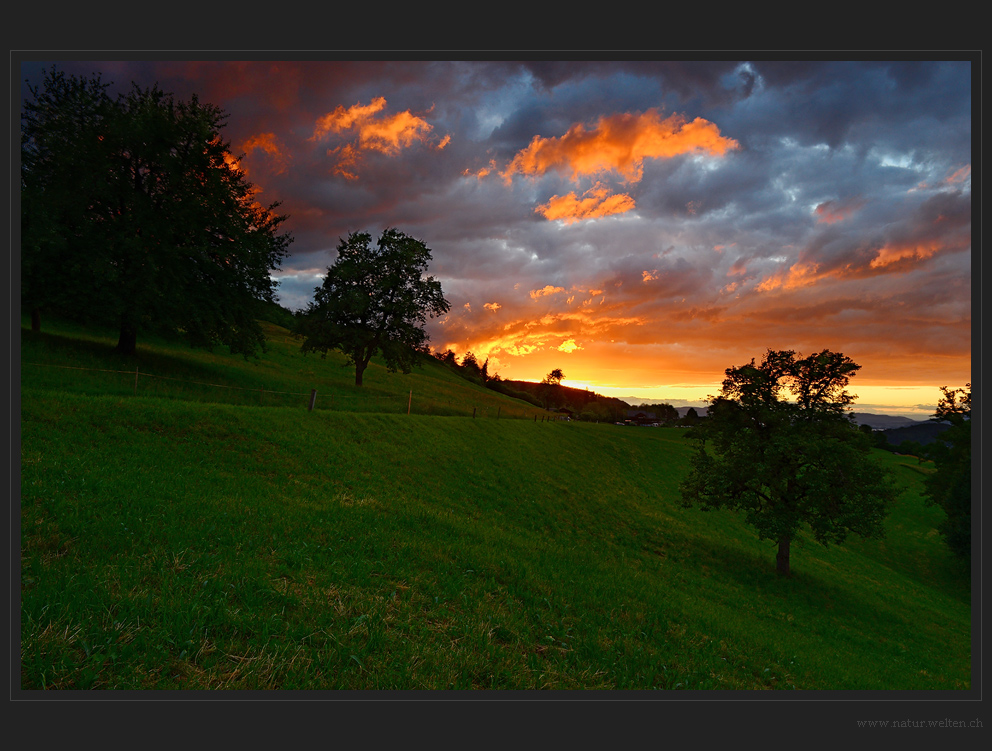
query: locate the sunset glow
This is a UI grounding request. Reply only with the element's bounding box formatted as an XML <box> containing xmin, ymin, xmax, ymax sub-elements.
<box><xmin>500</xmin><ymin>109</ymin><xmax>739</xmax><ymax>183</ymax></box>
<box><xmin>309</xmin><ymin>97</ymin><xmax>442</xmax><ymax>179</ymax></box>
<box><xmin>21</xmin><ymin>59</ymin><xmax>971</xmax><ymax>418</ymax></box>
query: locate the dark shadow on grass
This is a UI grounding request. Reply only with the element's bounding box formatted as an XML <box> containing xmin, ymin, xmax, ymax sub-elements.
<box><xmin>688</xmin><ymin>535</ymin><xmax>941</xmax><ymax>636</ymax></box>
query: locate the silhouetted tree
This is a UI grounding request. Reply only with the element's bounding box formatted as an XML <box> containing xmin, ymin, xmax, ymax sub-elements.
<box><xmin>643</xmin><ymin>403</ymin><xmax>679</xmax><ymax>424</ymax></box>
<box><xmin>461</xmin><ymin>351</ymin><xmax>481</xmax><ymax>375</ymax></box>
<box><xmin>896</xmin><ymin>440</ymin><xmax>926</xmax><ymax>464</ymax></box>
<box><xmin>924</xmin><ymin>384</ymin><xmax>971</xmax><ymax>564</ymax></box>
<box><xmin>679</xmin><ymin>349</ymin><xmax>896</xmax><ymax>576</ymax></box>
<box><xmin>434</xmin><ymin>348</ymin><xmax>458</xmax><ymax>367</ymax></box>
<box><xmin>296</xmin><ymin>228</ymin><xmax>450</xmax><ymax>386</ymax></box>
<box><xmin>21</xmin><ymin>67</ymin><xmax>292</xmax><ymax>355</ymax></box>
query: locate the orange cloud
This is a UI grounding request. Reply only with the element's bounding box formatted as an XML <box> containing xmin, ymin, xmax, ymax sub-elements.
<box><xmin>328</xmin><ymin>143</ymin><xmax>362</xmax><ymax>180</ymax></box>
<box><xmin>535</xmin><ymin>182</ymin><xmax>636</xmax><ymax>223</ymax></box>
<box><xmin>501</xmin><ymin>109</ymin><xmax>739</xmax><ymax>184</ymax></box>
<box><xmin>465</xmin><ymin>159</ymin><xmax>497</xmax><ymax>180</ymax></box>
<box><xmin>642</xmin><ymin>270</ymin><xmax>660</xmax><ymax>283</ymax></box>
<box><xmin>222</xmin><ymin>152</ymin><xmax>241</xmax><ymax>172</ymax></box>
<box><xmin>728</xmin><ymin>258</ymin><xmax>748</xmax><ymax>276</ymax></box>
<box><xmin>757</xmin><ymin>237</ymin><xmax>952</xmax><ymax>292</ymax></box>
<box><xmin>868</xmin><ymin>241</ymin><xmax>943</xmax><ymax>269</ymax></box>
<box><xmin>240</xmin><ymin>132</ymin><xmax>288</xmax><ymax>175</ymax></box>
<box><xmin>311</xmin><ymin>97</ymin><xmax>441</xmax><ymax>179</ymax></box>
<box><xmin>945</xmin><ymin>165</ymin><xmax>971</xmax><ymax>184</ymax></box>
<box><xmin>311</xmin><ymin>97</ymin><xmax>389</xmax><ymax>140</ymax></box>
<box><xmin>483</xmin><ymin>302</ymin><xmax>502</xmax><ymax>312</ymax></box>
<box><xmin>756</xmin><ymin>261</ymin><xmax>822</xmax><ymax>292</ymax></box>
<box><xmin>814</xmin><ymin>198</ymin><xmax>865</xmax><ymax>224</ymax></box>
<box><xmin>530</xmin><ymin>285</ymin><xmax>566</xmax><ymax>299</ymax></box>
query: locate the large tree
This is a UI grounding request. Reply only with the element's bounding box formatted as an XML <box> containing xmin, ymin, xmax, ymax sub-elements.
<box><xmin>296</xmin><ymin>228</ymin><xmax>450</xmax><ymax>386</ymax></box>
<box><xmin>21</xmin><ymin>67</ymin><xmax>292</xmax><ymax>356</ymax></box>
<box><xmin>679</xmin><ymin>349</ymin><xmax>897</xmax><ymax>576</ymax></box>
<box><xmin>923</xmin><ymin>384</ymin><xmax>971</xmax><ymax>564</ymax></box>
<box><xmin>21</xmin><ymin>68</ymin><xmax>112</xmax><ymax>333</ymax></box>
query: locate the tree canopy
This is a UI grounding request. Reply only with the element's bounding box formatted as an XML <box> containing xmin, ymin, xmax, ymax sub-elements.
<box><xmin>295</xmin><ymin>228</ymin><xmax>450</xmax><ymax>386</ymax></box>
<box><xmin>679</xmin><ymin>349</ymin><xmax>896</xmax><ymax>576</ymax></box>
<box><xmin>923</xmin><ymin>383</ymin><xmax>971</xmax><ymax>565</ymax></box>
<box><xmin>21</xmin><ymin>67</ymin><xmax>292</xmax><ymax>356</ymax></box>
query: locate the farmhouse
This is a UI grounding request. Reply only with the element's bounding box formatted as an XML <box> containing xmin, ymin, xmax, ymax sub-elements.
<box><xmin>625</xmin><ymin>410</ymin><xmax>658</xmax><ymax>426</ymax></box>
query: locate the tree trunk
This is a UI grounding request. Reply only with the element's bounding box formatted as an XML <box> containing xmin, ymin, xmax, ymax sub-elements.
<box><xmin>116</xmin><ymin>321</ymin><xmax>138</xmax><ymax>355</ymax></box>
<box><xmin>31</xmin><ymin>307</ymin><xmax>41</xmax><ymax>333</ymax></box>
<box><xmin>776</xmin><ymin>535</ymin><xmax>791</xmax><ymax>577</ymax></box>
<box><xmin>355</xmin><ymin>361</ymin><xmax>366</xmax><ymax>387</ymax></box>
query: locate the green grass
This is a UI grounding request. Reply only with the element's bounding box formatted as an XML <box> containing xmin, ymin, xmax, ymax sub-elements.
<box><xmin>20</xmin><ymin>314</ymin><xmax>547</xmax><ymax>419</ymax></box>
<box><xmin>18</xmin><ymin>316</ymin><xmax>971</xmax><ymax>690</ymax></box>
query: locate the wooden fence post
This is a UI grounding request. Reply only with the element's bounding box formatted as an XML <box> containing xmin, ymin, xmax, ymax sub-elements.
<box><xmin>408</xmin><ymin>390</ymin><xmax>412</xmax><ymax>415</ymax></box>
<box><xmin>309</xmin><ymin>389</ymin><xmax>317</xmax><ymax>412</ymax></box>
<box><xmin>134</xmin><ymin>366</ymin><xmax>139</xmax><ymax>396</ymax></box>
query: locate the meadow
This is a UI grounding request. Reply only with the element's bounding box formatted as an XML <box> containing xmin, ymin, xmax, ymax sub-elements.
<box><xmin>18</xmin><ymin>316</ymin><xmax>971</xmax><ymax>690</ymax></box>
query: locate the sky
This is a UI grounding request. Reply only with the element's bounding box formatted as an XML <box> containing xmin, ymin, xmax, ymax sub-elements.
<box><xmin>18</xmin><ymin>58</ymin><xmax>974</xmax><ymax>418</ymax></box>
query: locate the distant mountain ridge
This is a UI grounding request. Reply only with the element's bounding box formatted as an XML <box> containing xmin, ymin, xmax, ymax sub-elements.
<box><xmin>630</xmin><ymin>406</ymin><xmax>924</xmax><ymax>426</ymax></box>
<box><xmin>850</xmin><ymin>413</ymin><xmax>927</xmax><ymax>430</ymax></box>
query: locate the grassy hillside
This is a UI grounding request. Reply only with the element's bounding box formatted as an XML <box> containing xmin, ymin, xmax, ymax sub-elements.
<box><xmin>20</xmin><ymin>314</ymin><xmax>547</xmax><ymax>420</ymax></box>
<box><xmin>18</xmin><ymin>317</ymin><xmax>971</xmax><ymax>690</ymax></box>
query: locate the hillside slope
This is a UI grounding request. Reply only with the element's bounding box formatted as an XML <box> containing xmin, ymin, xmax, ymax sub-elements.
<box><xmin>18</xmin><ymin>317</ymin><xmax>971</xmax><ymax>690</ymax></box>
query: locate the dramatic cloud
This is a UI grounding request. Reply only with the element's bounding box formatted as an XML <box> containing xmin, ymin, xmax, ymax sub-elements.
<box><xmin>500</xmin><ymin>109</ymin><xmax>740</xmax><ymax>183</ymax></box>
<box><xmin>19</xmin><ymin>58</ymin><xmax>972</xmax><ymax>417</ymax></box>
<box><xmin>536</xmin><ymin>182</ymin><xmax>636</xmax><ymax>223</ymax></box>
<box><xmin>239</xmin><ymin>132</ymin><xmax>289</xmax><ymax>174</ymax></box>
<box><xmin>309</xmin><ymin>97</ymin><xmax>445</xmax><ymax>179</ymax></box>
<box><xmin>530</xmin><ymin>285</ymin><xmax>566</xmax><ymax>299</ymax></box>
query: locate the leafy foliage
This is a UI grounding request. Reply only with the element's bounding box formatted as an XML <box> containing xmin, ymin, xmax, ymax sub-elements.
<box><xmin>296</xmin><ymin>229</ymin><xmax>450</xmax><ymax>386</ymax></box>
<box><xmin>679</xmin><ymin>349</ymin><xmax>897</xmax><ymax>576</ymax></box>
<box><xmin>21</xmin><ymin>67</ymin><xmax>292</xmax><ymax>356</ymax></box>
<box><xmin>923</xmin><ymin>384</ymin><xmax>971</xmax><ymax>564</ymax></box>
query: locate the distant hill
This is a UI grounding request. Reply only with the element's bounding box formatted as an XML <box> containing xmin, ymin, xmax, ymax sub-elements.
<box><xmin>620</xmin><ymin>396</ymin><xmax>709</xmax><ymax>409</ymax></box>
<box><xmin>501</xmin><ymin>379</ymin><xmax>631</xmax><ymax>415</ymax></box>
<box><xmin>850</xmin><ymin>413</ymin><xmax>927</xmax><ymax>430</ymax></box>
<box><xmin>879</xmin><ymin>421</ymin><xmax>952</xmax><ymax>447</ymax></box>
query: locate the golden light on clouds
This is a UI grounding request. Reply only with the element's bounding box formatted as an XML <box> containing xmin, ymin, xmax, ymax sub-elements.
<box><xmin>869</xmin><ymin>241</ymin><xmax>943</xmax><ymax>269</ymax></box>
<box><xmin>501</xmin><ymin>109</ymin><xmax>739</xmax><ymax>184</ymax></box>
<box><xmin>310</xmin><ymin>97</ymin><xmax>443</xmax><ymax>179</ymax></box>
<box><xmin>756</xmin><ymin>237</ymin><xmax>953</xmax><ymax>292</ymax></box>
<box><xmin>814</xmin><ymin>198</ymin><xmax>864</xmax><ymax>224</ymax></box>
<box><xmin>239</xmin><ymin>132</ymin><xmax>289</xmax><ymax>175</ymax></box>
<box><xmin>536</xmin><ymin>182</ymin><xmax>636</xmax><ymax>223</ymax></box>
<box><xmin>464</xmin><ymin>159</ymin><xmax>497</xmax><ymax>180</ymax></box>
<box><xmin>530</xmin><ymin>285</ymin><xmax>566</xmax><ymax>299</ymax></box>
<box><xmin>756</xmin><ymin>260</ymin><xmax>834</xmax><ymax>291</ymax></box>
